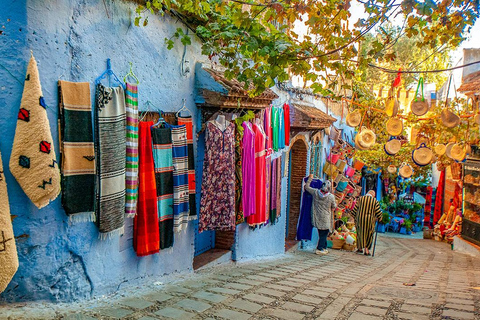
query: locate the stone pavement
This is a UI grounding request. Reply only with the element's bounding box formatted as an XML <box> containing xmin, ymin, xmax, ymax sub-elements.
<box><xmin>1</xmin><ymin>234</ymin><xmax>480</xmax><ymax>320</ymax></box>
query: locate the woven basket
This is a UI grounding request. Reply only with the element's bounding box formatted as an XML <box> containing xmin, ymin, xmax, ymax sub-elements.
<box><xmin>331</xmin><ymin>238</ymin><xmax>346</xmax><ymax>249</ymax></box>
<box><xmin>342</xmin><ymin>243</ymin><xmax>356</xmax><ymax>251</ymax></box>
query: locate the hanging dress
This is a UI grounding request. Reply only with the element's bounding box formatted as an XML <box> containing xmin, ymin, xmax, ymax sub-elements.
<box><xmin>247</xmin><ymin>123</ymin><xmax>267</xmax><ymax>226</ymax></box>
<box><xmin>199</xmin><ymin>121</ymin><xmax>236</xmax><ymax>232</ymax></box>
<box><xmin>278</xmin><ymin>106</ymin><xmax>286</xmax><ymax>150</ymax></box>
<box><xmin>270</xmin><ymin>157</ymin><xmax>277</xmax><ymax>224</ymax></box>
<box><xmin>297</xmin><ymin>177</ymin><xmax>323</xmax><ymax>240</ymax></box>
<box><xmin>272</xmin><ymin>107</ymin><xmax>279</xmax><ymax>151</ymax></box>
<box><xmin>242</xmin><ymin>121</ymin><xmax>256</xmax><ymax>218</ymax></box>
<box><xmin>264</xmin><ymin>106</ymin><xmax>273</xmax><ymax>151</ymax></box>
<box><xmin>283</xmin><ymin>103</ymin><xmax>290</xmax><ymax>146</ymax></box>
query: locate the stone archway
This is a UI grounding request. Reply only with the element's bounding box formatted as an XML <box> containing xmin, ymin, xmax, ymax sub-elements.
<box><xmin>286</xmin><ymin>135</ymin><xmax>309</xmax><ymax>241</ymax></box>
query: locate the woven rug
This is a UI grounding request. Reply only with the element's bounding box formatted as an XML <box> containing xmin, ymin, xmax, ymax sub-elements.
<box><xmin>151</xmin><ymin>126</ymin><xmax>174</xmax><ymax>249</ymax></box>
<box><xmin>270</xmin><ymin>157</ymin><xmax>277</xmax><ymax>224</ymax></box>
<box><xmin>94</xmin><ymin>84</ymin><xmax>126</xmax><ymax>238</ymax></box>
<box><xmin>9</xmin><ymin>54</ymin><xmax>60</xmax><ymax>208</ymax></box>
<box><xmin>177</xmin><ymin>116</ymin><xmax>196</xmax><ymax>220</ymax></box>
<box><xmin>170</xmin><ymin>125</ymin><xmax>190</xmax><ymax>232</ymax></box>
<box><xmin>125</xmin><ymin>83</ymin><xmax>139</xmax><ymax>218</ymax></box>
<box><xmin>0</xmin><ymin>149</ymin><xmax>18</xmax><ymax>293</ymax></box>
<box><xmin>134</xmin><ymin>121</ymin><xmax>160</xmax><ymax>256</ymax></box>
<box><xmin>58</xmin><ymin>80</ymin><xmax>95</xmax><ymax>221</ymax></box>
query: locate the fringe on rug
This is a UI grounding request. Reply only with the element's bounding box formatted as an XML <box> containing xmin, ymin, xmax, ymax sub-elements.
<box><xmin>98</xmin><ymin>226</ymin><xmax>125</xmax><ymax>240</ymax></box>
<box><xmin>68</xmin><ymin>212</ymin><xmax>96</xmax><ymax>224</ymax></box>
<box><xmin>126</xmin><ymin>213</ymin><xmax>136</xmax><ymax>219</ymax></box>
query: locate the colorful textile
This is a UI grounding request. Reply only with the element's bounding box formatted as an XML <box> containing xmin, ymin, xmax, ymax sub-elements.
<box><xmin>177</xmin><ymin>116</ymin><xmax>196</xmax><ymax>220</ymax></box>
<box><xmin>58</xmin><ymin>80</ymin><xmax>95</xmax><ymax>220</ymax></box>
<box><xmin>424</xmin><ymin>186</ymin><xmax>433</xmax><ymax>228</ymax></box>
<box><xmin>134</xmin><ymin>122</ymin><xmax>160</xmax><ymax>256</ymax></box>
<box><xmin>151</xmin><ymin>127</ymin><xmax>174</xmax><ymax>249</ymax></box>
<box><xmin>10</xmin><ymin>54</ymin><xmax>60</xmax><ymax>209</ymax></box>
<box><xmin>297</xmin><ymin>177</ymin><xmax>322</xmax><ymax>240</ymax></box>
<box><xmin>305</xmin><ymin>177</ymin><xmax>336</xmax><ymax>232</ymax></box>
<box><xmin>433</xmin><ymin>170</ymin><xmax>445</xmax><ymax>225</ymax></box>
<box><xmin>265</xmin><ymin>151</ymin><xmax>272</xmax><ymax>224</ymax></box>
<box><xmin>234</xmin><ymin>126</ymin><xmax>244</xmax><ymax>224</ymax></box>
<box><xmin>283</xmin><ymin>103</ymin><xmax>290</xmax><ymax>146</ymax></box>
<box><xmin>270</xmin><ymin>157</ymin><xmax>277</xmax><ymax>224</ymax></box>
<box><xmin>272</xmin><ymin>107</ymin><xmax>279</xmax><ymax>151</ymax></box>
<box><xmin>278</xmin><ymin>106</ymin><xmax>285</xmax><ymax>149</ymax></box>
<box><xmin>247</xmin><ymin>123</ymin><xmax>267</xmax><ymax>226</ymax></box>
<box><xmin>264</xmin><ymin>106</ymin><xmax>273</xmax><ymax>150</ymax></box>
<box><xmin>94</xmin><ymin>84</ymin><xmax>126</xmax><ymax>237</ymax></box>
<box><xmin>350</xmin><ymin>195</ymin><xmax>382</xmax><ymax>250</ymax></box>
<box><xmin>242</xmin><ymin>121</ymin><xmax>256</xmax><ymax>218</ymax></box>
<box><xmin>125</xmin><ymin>83</ymin><xmax>139</xmax><ymax>218</ymax></box>
<box><xmin>199</xmin><ymin>121</ymin><xmax>236</xmax><ymax>232</ymax></box>
<box><xmin>0</xmin><ymin>150</ymin><xmax>18</xmax><ymax>293</ymax></box>
<box><xmin>170</xmin><ymin>125</ymin><xmax>190</xmax><ymax>232</ymax></box>
<box><xmin>276</xmin><ymin>154</ymin><xmax>282</xmax><ymax>218</ymax></box>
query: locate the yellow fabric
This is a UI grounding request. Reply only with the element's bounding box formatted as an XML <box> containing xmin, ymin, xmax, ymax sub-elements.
<box><xmin>9</xmin><ymin>54</ymin><xmax>60</xmax><ymax>208</ymax></box>
<box><xmin>0</xmin><ymin>150</ymin><xmax>19</xmax><ymax>293</ymax></box>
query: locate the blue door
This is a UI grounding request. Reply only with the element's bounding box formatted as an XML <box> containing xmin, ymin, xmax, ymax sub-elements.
<box><xmin>194</xmin><ymin>131</ymin><xmax>215</xmax><ymax>256</ymax></box>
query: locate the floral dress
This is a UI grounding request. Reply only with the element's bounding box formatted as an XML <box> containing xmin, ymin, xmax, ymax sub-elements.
<box><xmin>199</xmin><ymin>120</ymin><xmax>236</xmax><ymax>232</ymax></box>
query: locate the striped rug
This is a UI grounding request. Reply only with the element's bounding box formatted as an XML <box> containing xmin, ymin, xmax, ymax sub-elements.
<box><xmin>125</xmin><ymin>83</ymin><xmax>139</xmax><ymax>218</ymax></box>
<box><xmin>177</xmin><ymin>116</ymin><xmax>197</xmax><ymax>220</ymax></box>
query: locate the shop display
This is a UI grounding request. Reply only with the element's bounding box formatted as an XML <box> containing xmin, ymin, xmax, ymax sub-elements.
<box><xmin>125</xmin><ymin>82</ymin><xmax>140</xmax><ymax>218</ymax></box>
<box><xmin>462</xmin><ymin>158</ymin><xmax>480</xmax><ymax>245</ymax></box>
<box><xmin>178</xmin><ymin>115</ymin><xmax>197</xmax><ymax>219</ymax></box>
<box><xmin>134</xmin><ymin>121</ymin><xmax>160</xmax><ymax>256</ymax></box>
<box><xmin>0</xmin><ymin>150</ymin><xmax>18</xmax><ymax>294</ymax></box>
<box><xmin>151</xmin><ymin>126</ymin><xmax>174</xmax><ymax>249</ymax></box>
<box><xmin>58</xmin><ymin>80</ymin><xmax>95</xmax><ymax>221</ymax></box>
<box><xmin>94</xmin><ymin>84</ymin><xmax>126</xmax><ymax>238</ymax></box>
<box><xmin>410</xmin><ymin>77</ymin><xmax>429</xmax><ymax>116</ymax></box>
<box><xmin>10</xmin><ymin>54</ymin><xmax>61</xmax><ymax>209</ymax></box>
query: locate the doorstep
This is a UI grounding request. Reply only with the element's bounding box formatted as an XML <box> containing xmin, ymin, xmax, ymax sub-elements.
<box><xmin>193</xmin><ymin>248</ymin><xmax>233</xmax><ymax>271</ymax></box>
<box><xmin>453</xmin><ymin>236</ymin><xmax>480</xmax><ymax>257</ymax></box>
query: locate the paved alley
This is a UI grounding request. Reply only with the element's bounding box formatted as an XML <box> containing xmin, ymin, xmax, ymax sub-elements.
<box><xmin>1</xmin><ymin>235</ymin><xmax>479</xmax><ymax>320</ymax></box>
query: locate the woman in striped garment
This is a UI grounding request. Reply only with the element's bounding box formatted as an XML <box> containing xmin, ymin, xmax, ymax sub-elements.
<box><xmin>350</xmin><ymin>190</ymin><xmax>382</xmax><ymax>256</ymax></box>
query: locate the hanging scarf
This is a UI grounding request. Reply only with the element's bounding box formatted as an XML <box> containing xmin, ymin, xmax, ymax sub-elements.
<box><xmin>9</xmin><ymin>54</ymin><xmax>60</xmax><ymax>208</ymax></box>
<box><xmin>242</xmin><ymin>121</ymin><xmax>256</xmax><ymax>218</ymax></box>
<box><xmin>125</xmin><ymin>83</ymin><xmax>139</xmax><ymax>218</ymax></box>
<box><xmin>170</xmin><ymin>125</ymin><xmax>190</xmax><ymax>232</ymax></box>
<box><xmin>278</xmin><ymin>106</ymin><xmax>286</xmax><ymax>149</ymax></box>
<box><xmin>177</xmin><ymin>116</ymin><xmax>196</xmax><ymax>220</ymax></box>
<box><xmin>134</xmin><ymin>121</ymin><xmax>160</xmax><ymax>256</ymax></box>
<box><xmin>433</xmin><ymin>169</ymin><xmax>445</xmax><ymax>225</ymax></box>
<box><xmin>234</xmin><ymin>126</ymin><xmax>244</xmax><ymax>224</ymax></box>
<box><xmin>270</xmin><ymin>157</ymin><xmax>277</xmax><ymax>224</ymax></box>
<box><xmin>297</xmin><ymin>177</ymin><xmax>323</xmax><ymax>240</ymax></box>
<box><xmin>0</xmin><ymin>150</ymin><xmax>19</xmax><ymax>293</ymax></box>
<box><xmin>58</xmin><ymin>80</ymin><xmax>95</xmax><ymax>221</ymax></box>
<box><xmin>424</xmin><ymin>186</ymin><xmax>432</xmax><ymax>228</ymax></box>
<box><xmin>151</xmin><ymin>126</ymin><xmax>174</xmax><ymax>249</ymax></box>
<box><xmin>94</xmin><ymin>84</ymin><xmax>126</xmax><ymax>238</ymax></box>
<box><xmin>276</xmin><ymin>153</ymin><xmax>282</xmax><ymax>219</ymax></box>
<box><xmin>283</xmin><ymin>103</ymin><xmax>290</xmax><ymax>146</ymax></box>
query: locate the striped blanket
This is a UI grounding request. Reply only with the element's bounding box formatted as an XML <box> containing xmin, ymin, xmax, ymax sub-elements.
<box><xmin>151</xmin><ymin>127</ymin><xmax>174</xmax><ymax>249</ymax></box>
<box><xmin>125</xmin><ymin>83</ymin><xmax>139</xmax><ymax>218</ymax></box>
<box><xmin>177</xmin><ymin>116</ymin><xmax>196</xmax><ymax>220</ymax></box>
<box><xmin>94</xmin><ymin>84</ymin><xmax>126</xmax><ymax>238</ymax></box>
<box><xmin>58</xmin><ymin>80</ymin><xmax>95</xmax><ymax>221</ymax></box>
<box><xmin>170</xmin><ymin>125</ymin><xmax>190</xmax><ymax>232</ymax></box>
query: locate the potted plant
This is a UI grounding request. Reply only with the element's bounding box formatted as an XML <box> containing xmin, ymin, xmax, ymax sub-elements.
<box><xmin>405</xmin><ymin>220</ymin><xmax>413</xmax><ymax>235</ymax></box>
<box><xmin>399</xmin><ymin>219</ymin><xmax>407</xmax><ymax>234</ymax></box>
<box><xmin>377</xmin><ymin>211</ymin><xmax>390</xmax><ymax>233</ymax></box>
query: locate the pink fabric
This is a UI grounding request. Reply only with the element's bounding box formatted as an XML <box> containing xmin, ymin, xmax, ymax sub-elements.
<box><xmin>264</xmin><ymin>106</ymin><xmax>273</xmax><ymax>150</ymax></box>
<box><xmin>247</xmin><ymin>123</ymin><xmax>267</xmax><ymax>226</ymax></box>
<box><xmin>242</xmin><ymin>121</ymin><xmax>256</xmax><ymax>217</ymax></box>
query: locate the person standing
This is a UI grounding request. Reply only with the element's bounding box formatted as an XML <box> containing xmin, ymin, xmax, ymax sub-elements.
<box><xmin>350</xmin><ymin>190</ymin><xmax>382</xmax><ymax>256</ymax></box>
<box><xmin>305</xmin><ymin>174</ymin><xmax>337</xmax><ymax>255</ymax></box>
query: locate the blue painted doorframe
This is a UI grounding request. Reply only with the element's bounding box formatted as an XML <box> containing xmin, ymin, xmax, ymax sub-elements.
<box><xmin>194</xmin><ymin>131</ymin><xmax>215</xmax><ymax>256</ymax></box>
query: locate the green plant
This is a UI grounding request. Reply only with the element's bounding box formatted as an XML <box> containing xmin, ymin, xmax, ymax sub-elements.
<box><xmin>404</xmin><ymin>220</ymin><xmax>413</xmax><ymax>232</ymax></box>
<box><xmin>382</xmin><ymin>211</ymin><xmax>391</xmax><ymax>224</ymax></box>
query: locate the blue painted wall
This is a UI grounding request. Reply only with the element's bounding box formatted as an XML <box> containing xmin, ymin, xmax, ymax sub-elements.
<box><xmin>0</xmin><ymin>0</ymin><xmax>208</xmax><ymax>302</ymax></box>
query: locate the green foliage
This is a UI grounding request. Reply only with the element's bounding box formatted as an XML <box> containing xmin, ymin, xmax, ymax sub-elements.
<box><xmin>132</xmin><ymin>0</ymin><xmax>478</xmax><ymax>96</ymax></box>
<box><xmin>382</xmin><ymin>211</ymin><xmax>391</xmax><ymax>224</ymax></box>
<box><xmin>403</xmin><ymin>219</ymin><xmax>412</xmax><ymax>231</ymax></box>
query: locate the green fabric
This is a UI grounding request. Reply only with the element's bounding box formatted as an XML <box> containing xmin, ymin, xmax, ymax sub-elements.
<box><xmin>272</xmin><ymin>107</ymin><xmax>280</xmax><ymax>151</ymax></box>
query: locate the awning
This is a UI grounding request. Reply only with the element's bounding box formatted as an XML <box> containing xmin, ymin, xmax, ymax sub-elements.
<box><xmin>195</xmin><ymin>64</ymin><xmax>278</xmax><ymax>109</ymax></box>
<box><xmin>458</xmin><ymin>70</ymin><xmax>480</xmax><ymax>95</ymax></box>
<box><xmin>290</xmin><ymin>101</ymin><xmax>337</xmax><ymax>129</ymax></box>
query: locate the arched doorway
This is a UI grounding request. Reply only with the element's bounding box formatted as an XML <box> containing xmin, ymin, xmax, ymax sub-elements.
<box><xmin>286</xmin><ymin>137</ymin><xmax>308</xmax><ymax>241</ymax></box>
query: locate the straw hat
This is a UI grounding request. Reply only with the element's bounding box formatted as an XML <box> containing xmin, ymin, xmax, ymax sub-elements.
<box><xmin>346</xmin><ymin>109</ymin><xmax>362</xmax><ymax>127</ymax></box>
<box><xmin>385</xmin><ymin>98</ymin><xmax>399</xmax><ymax>117</ymax></box>
<box><xmin>357</xmin><ymin>127</ymin><xmax>376</xmax><ymax>149</ymax></box>
<box><xmin>412</xmin><ymin>143</ymin><xmax>433</xmax><ymax>166</ymax></box>
<box><xmin>441</xmin><ymin>109</ymin><xmax>460</xmax><ymax>128</ymax></box>
<box><xmin>474</xmin><ymin>114</ymin><xmax>480</xmax><ymax>125</ymax></box>
<box><xmin>445</xmin><ymin>142</ymin><xmax>455</xmax><ymax>159</ymax></box>
<box><xmin>387</xmin><ymin>165</ymin><xmax>397</xmax><ymax>174</ymax></box>
<box><xmin>434</xmin><ymin>144</ymin><xmax>446</xmax><ymax>156</ymax></box>
<box><xmin>399</xmin><ymin>162</ymin><xmax>413</xmax><ymax>178</ymax></box>
<box><xmin>451</xmin><ymin>143</ymin><xmax>467</xmax><ymax>162</ymax></box>
<box><xmin>411</xmin><ymin>99</ymin><xmax>429</xmax><ymax>116</ymax></box>
<box><xmin>354</xmin><ymin>133</ymin><xmax>367</xmax><ymax>150</ymax></box>
<box><xmin>384</xmin><ymin>138</ymin><xmax>401</xmax><ymax>155</ymax></box>
<box><xmin>386</xmin><ymin>117</ymin><xmax>403</xmax><ymax>136</ymax></box>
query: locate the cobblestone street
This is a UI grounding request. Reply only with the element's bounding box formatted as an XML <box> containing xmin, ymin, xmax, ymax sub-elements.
<box><xmin>1</xmin><ymin>235</ymin><xmax>479</xmax><ymax>320</ymax></box>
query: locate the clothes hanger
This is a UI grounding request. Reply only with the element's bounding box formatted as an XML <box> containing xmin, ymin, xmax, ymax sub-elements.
<box><xmin>123</xmin><ymin>62</ymin><xmax>140</xmax><ymax>85</ymax></box>
<box><xmin>95</xmin><ymin>58</ymin><xmax>125</xmax><ymax>89</ymax></box>
<box><xmin>176</xmin><ymin>98</ymin><xmax>191</xmax><ymax>118</ymax></box>
<box><xmin>139</xmin><ymin>100</ymin><xmax>153</xmax><ymax>122</ymax></box>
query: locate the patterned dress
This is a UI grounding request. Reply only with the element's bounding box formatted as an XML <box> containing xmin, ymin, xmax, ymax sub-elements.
<box><xmin>247</xmin><ymin>123</ymin><xmax>267</xmax><ymax>226</ymax></box>
<box><xmin>199</xmin><ymin>121</ymin><xmax>236</xmax><ymax>232</ymax></box>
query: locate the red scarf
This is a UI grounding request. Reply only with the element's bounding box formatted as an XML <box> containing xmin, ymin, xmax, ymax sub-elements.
<box><xmin>433</xmin><ymin>170</ymin><xmax>445</xmax><ymax>225</ymax></box>
<box><xmin>134</xmin><ymin>121</ymin><xmax>160</xmax><ymax>256</ymax></box>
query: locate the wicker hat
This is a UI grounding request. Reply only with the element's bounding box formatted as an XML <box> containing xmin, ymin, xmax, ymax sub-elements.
<box><xmin>434</xmin><ymin>144</ymin><xmax>446</xmax><ymax>156</ymax></box>
<box><xmin>385</xmin><ymin>98</ymin><xmax>399</xmax><ymax>117</ymax></box>
<box><xmin>384</xmin><ymin>138</ymin><xmax>401</xmax><ymax>155</ymax></box>
<box><xmin>411</xmin><ymin>100</ymin><xmax>429</xmax><ymax>116</ymax></box>
<box><xmin>474</xmin><ymin>114</ymin><xmax>480</xmax><ymax>125</ymax></box>
<box><xmin>399</xmin><ymin>162</ymin><xmax>413</xmax><ymax>178</ymax></box>
<box><xmin>412</xmin><ymin>143</ymin><xmax>433</xmax><ymax>167</ymax></box>
<box><xmin>441</xmin><ymin>109</ymin><xmax>460</xmax><ymax>128</ymax></box>
<box><xmin>451</xmin><ymin>143</ymin><xmax>467</xmax><ymax>162</ymax></box>
<box><xmin>386</xmin><ymin>117</ymin><xmax>403</xmax><ymax>136</ymax></box>
<box><xmin>346</xmin><ymin>109</ymin><xmax>362</xmax><ymax>127</ymax></box>
<box><xmin>357</xmin><ymin>127</ymin><xmax>376</xmax><ymax>149</ymax></box>
<box><xmin>445</xmin><ymin>142</ymin><xmax>455</xmax><ymax>159</ymax></box>
<box><xmin>354</xmin><ymin>133</ymin><xmax>367</xmax><ymax>150</ymax></box>
<box><xmin>387</xmin><ymin>165</ymin><xmax>397</xmax><ymax>174</ymax></box>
